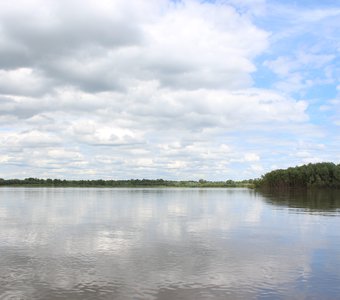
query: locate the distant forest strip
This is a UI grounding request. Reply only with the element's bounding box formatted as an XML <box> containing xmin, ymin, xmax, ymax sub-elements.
<box><xmin>0</xmin><ymin>178</ymin><xmax>255</xmax><ymax>188</ymax></box>
<box><xmin>1</xmin><ymin>162</ymin><xmax>340</xmax><ymax>189</ymax></box>
<box><xmin>256</xmin><ymin>162</ymin><xmax>340</xmax><ymax>189</ymax></box>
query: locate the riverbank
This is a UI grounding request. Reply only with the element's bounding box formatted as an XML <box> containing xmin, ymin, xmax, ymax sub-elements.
<box><xmin>0</xmin><ymin>178</ymin><xmax>255</xmax><ymax>188</ymax></box>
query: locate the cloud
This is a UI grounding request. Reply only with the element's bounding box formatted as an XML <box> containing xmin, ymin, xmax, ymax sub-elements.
<box><xmin>0</xmin><ymin>0</ymin><xmax>145</xmax><ymax>63</ymax></box>
<box><xmin>263</xmin><ymin>51</ymin><xmax>336</xmax><ymax>94</ymax></box>
<box><xmin>0</xmin><ymin>130</ymin><xmax>62</xmax><ymax>149</ymax></box>
<box><xmin>0</xmin><ymin>0</ymin><xmax>269</xmax><ymax>94</ymax></box>
<box><xmin>0</xmin><ymin>68</ymin><xmax>52</xmax><ymax>96</ymax></box>
<box><xmin>0</xmin><ymin>86</ymin><xmax>308</xmax><ymax>177</ymax></box>
<box><xmin>223</xmin><ymin>0</ymin><xmax>267</xmax><ymax>16</ymax></box>
<box><xmin>328</xmin><ymin>99</ymin><xmax>340</xmax><ymax>126</ymax></box>
<box><xmin>0</xmin><ymin>0</ymin><xmax>335</xmax><ymax>179</ymax></box>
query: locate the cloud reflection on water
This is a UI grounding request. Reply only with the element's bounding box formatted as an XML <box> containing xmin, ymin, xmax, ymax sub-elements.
<box><xmin>0</xmin><ymin>188</ymin><xmax>339</xmax><ymax>299</ymax></box>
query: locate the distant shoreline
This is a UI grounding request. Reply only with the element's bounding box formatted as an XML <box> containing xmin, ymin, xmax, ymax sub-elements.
<box><xmin>0</xmin><ymin>178</ymin><xmax>255</xmax><ymax>188</ymax></box>
<box><xmin>2</xmin><ymin>162</ymin><xmax>340</xmax><ymax>189</ymax></box>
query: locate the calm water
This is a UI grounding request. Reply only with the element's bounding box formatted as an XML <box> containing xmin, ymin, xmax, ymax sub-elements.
<box><xmin>0</xmin><ymin>188</ymin><xmax>340</xmax><ymax>300</ymax></box>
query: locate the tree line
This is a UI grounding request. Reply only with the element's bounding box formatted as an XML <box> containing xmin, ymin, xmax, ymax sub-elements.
<box><xmin>256</xmin><ymin>162</ymin><xmax>340</xmax><ymax>189</ymax></box>
<box><xmin>1</xmin><ymin>162</ymin><xmax>339</xmax><ymax>189</ymax></box>
<box><xmin>0</xmin><ymin>178</ymin><xmax>254</xmax><ymax>188</ymax></box>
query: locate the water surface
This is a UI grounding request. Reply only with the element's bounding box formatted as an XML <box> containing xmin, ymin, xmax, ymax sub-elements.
<box><xmin>0</xmin><ymin>188</ymin><xmax>340</xmax><ymax>299</ymax></box>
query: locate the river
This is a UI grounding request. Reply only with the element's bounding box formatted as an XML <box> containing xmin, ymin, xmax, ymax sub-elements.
<box><xmin>0</xmin><ymin>187</ymin><xmax>339</xmax><ymax>299</ymax></box>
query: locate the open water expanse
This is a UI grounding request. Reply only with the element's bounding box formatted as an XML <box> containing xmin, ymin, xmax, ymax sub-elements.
<box><xmin>0</xmin><ymin>187</ymin><xmax>340</xmax><ymax>299</ymax></box>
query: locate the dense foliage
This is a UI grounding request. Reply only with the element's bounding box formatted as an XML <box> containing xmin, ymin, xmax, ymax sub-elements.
<box><xmin>1</xmin><ymin>162</ymin><xmax>339</xmax><ymax>189</ymax></box>
<box><xmin>257</xmin><ymin>162</ymin><xmax>340</xmax><ymax>189</ymax></box>
<box><xmin>0</xmin><ymin>178</ymin><xmax>254</xmax><ymax>188</ymax></box>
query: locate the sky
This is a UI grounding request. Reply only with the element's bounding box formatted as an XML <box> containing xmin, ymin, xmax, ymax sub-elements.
<box><xmin>0</xmin><ymin>0</ymin><xmax>339</xmax><ymax>180</ymax></box>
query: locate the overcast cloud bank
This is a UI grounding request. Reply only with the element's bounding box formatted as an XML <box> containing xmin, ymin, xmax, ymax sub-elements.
<box><xmin>0</xmin><ymin>0</ymin><xmax>339</xmax><ymax>180</ymax></box>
